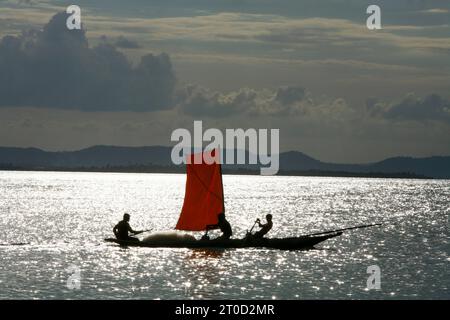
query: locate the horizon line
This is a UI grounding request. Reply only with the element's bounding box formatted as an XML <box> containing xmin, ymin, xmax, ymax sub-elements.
<box><xmin>0</xmin><ymin>144</ymin><xmax>449</xmax><ymax>165</ymax></box>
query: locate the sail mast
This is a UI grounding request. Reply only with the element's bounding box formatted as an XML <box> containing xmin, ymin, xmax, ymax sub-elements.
<box><xmin>218</xmin><ymin>151</ymin><xmax>225</xmax><ymax>214</ymax></box>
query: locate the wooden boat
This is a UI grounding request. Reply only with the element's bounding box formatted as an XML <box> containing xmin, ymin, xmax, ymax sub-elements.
<box><xmin>104</xmin><ymin>232</ymin><xmax>342</xmax><ymax>250</ymax></box>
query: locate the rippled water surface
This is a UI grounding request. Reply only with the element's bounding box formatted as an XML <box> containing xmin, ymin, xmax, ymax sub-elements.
<box><xmin>0</xmin><ymin>171</ymin><xmax>448</xmax><ymax>299</ymax></box>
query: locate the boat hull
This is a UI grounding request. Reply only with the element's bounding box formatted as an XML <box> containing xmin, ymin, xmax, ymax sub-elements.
<box><xmin>104</xmin><ymin>232</ymin><xmax>342</xmax><ymax>250</ymax></box>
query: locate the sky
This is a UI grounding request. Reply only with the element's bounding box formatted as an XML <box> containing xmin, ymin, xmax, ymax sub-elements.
<box><xmin>0</xmin><ymin>0</ymin><xmax>449</xmax><ymax>163</ymax></box>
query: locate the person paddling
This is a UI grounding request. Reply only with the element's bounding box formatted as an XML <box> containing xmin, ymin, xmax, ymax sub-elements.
<box><xmin>113</xmin><ymin>213</ymin><xmax>145</xmax><ymax>242</ymax></box>
<box><xmin>205</xmin><ymin>212</ymin><xmax>233</xmax><ymax>240</ymax></box>
<box><xmin>253</xmin><ymin>214</ymin><xmax>273</xmax><ymax>238</ymax></box>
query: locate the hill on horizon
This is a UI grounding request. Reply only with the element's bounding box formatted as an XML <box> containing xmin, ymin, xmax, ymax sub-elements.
<box><xmin>0</xmin><ymin>145</ymin><xmax>449</xmax><ymax>179</ymax></box>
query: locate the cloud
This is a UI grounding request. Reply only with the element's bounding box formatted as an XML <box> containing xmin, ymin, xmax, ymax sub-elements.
<box><xmin>0</xmin><ymin>12</ymin><xmax>176</xmax><ymax>111</ymax></box>
<box><xmin>367</xmin><ymin>93</ymin><xmax>450</xmax><ymax>123</ymax></box>
<box><xmin>114</xmin><ymin>35</ymin><xmax>140</xmax><ymax>48</ymax></box>
<box><xmin>177</xmin><ymin>84</ymin><xmax>356</xmax><ymax>119</ymax></box>
<box><xmin>177</xmin><ymin>85</ymin><xmax>257</xmax><ymax>117</ymax></box>
<box><xmin>178</xmin><ymin>83</ymin><xmax>450</xmax><ymax>128</ymax></box>
<box><xmin>274</xmin><ymin>86</ymin><xmax>306</xmax><ymax>105</ymax></box>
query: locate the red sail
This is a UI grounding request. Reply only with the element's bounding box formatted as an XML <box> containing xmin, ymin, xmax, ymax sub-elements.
<box><xmin>175</xmin><ymin>149</ymin><xmax>224</xmax><ymax>231</ymax></box>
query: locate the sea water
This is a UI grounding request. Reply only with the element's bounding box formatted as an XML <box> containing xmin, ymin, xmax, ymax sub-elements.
<box><xmin>0</xmin><ymin>171</ymin><xmax>448</xmax><ymax>299</ymax></box>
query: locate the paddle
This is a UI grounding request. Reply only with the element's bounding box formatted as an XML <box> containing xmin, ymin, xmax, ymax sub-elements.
<box><xmin>248</xmin><ymin>219</ymin><xmax>260</xmax><ymax>234</ymax></box>
<box><xmin>134</xmin><ymin>229</ymin><xmax>152</xmax><ymax>235</ymax></box>
<box><xmin>305</xmin><ymin>223</ymin><xmax>382</xmax><ymax>237</ymax></box>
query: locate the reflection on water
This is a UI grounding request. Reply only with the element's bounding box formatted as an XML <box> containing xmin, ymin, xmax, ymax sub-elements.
<box><xmin>0</xmin><ymin>171</ymin><xmax>449</xmax><ymax>299</ymax></box>
<box><xmin>180</xmin><ymin>249</ymin><xmax>226</xmax><ymax>299</ymax></box>
<box><xmin>188</xmin><ymin>249</ymin><xmax>226</xmax><ymax>259</ymax></box>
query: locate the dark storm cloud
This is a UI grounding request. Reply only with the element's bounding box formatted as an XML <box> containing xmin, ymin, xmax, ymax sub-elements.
<box><xmin>368</xmin><ymin>94</ymin><xmax>450</xmax><ymax>123</ymax></box>
<box><xmin>0</xmin><ymin>12</ymin><xmax>175</xmax><ymax>111</ymax></box>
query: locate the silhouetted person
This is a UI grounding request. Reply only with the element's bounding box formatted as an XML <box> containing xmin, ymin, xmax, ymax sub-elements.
<box><xmin>253</xmin><ymin>214</ymin><xmax>273</xmax><ymax>238</ymax></box>
<box><xmin>206</xmin><ymin>213</ymin><xmax>233</xmax><ymax>240</ymax></box>
<box><xmin>113</xmin><ymin>213</ymin><xmax>144</xmax><ymax>242</ymax></box>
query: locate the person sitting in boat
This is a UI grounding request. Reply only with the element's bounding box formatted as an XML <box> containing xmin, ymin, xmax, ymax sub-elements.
<box><xmin>113</xmin><ymin>213</ymin><xmax>144</xmax><ymax>242</ymax></box>
<box><xmin>253</xmin><ymin>214</ymin><xmax>273</xmax><ymax>238</ymax></box>
<box><xmin>206</xmin><ymin>213</ymin><xmax>233</xmax><ymax>240</ymax></box>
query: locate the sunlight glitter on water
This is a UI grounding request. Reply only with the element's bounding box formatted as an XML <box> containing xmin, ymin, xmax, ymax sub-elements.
<box><xmin>0</xmin><ymin>171</ymin><xmax>449</xmax><ymax>299</ymax></box>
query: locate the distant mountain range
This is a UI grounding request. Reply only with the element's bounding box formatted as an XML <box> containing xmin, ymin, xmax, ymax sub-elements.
<box><xmin>0</xmin><ymin>145</ymin><xmax>449</xmax><ymax>178</ymax></box>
